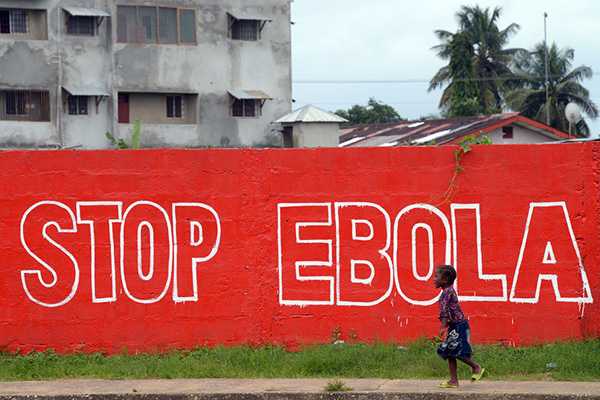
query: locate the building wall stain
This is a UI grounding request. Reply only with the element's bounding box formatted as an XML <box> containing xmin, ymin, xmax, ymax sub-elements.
<box><xmin>0</xmin><ymin>0</ymin><xmax>292</xmax><ymax>149</ymax></box>
<box><xmin>0</xmin><ymin>42</ymin><xmax>56</xmax><ymax>88</ymax></box>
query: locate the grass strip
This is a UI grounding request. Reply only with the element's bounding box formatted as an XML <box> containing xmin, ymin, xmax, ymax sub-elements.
<box><xmin>0</xmin><ymin>340</ymin><xmax>597</xmax><ymax>382</ymax></box>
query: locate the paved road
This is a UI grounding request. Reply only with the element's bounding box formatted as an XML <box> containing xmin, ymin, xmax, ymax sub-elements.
<box><xmin>0</xmin><ymin>379</ymin><xmax>598</xmax><ymax>396</ymax></box>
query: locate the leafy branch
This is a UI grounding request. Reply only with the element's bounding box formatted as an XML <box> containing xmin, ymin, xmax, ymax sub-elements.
<box><xmin>436</xmin><ymin>134</ymin><xmax>492</xmax><ymax>206</ymax></box>
<box><xmin>105</xmin><ymin>120</ymin><xmax>142</xmax><ymax>150</ymax></box>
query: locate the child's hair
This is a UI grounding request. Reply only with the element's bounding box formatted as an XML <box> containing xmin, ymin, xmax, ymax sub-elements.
<box><xmin>437</xmin><ymin>265</ymin><xmax>457</xmax><ymax>286</ymax></box>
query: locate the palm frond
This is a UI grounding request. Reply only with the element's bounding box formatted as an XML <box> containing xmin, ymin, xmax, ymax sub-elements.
<box><xmin>505</xmin><ymin>88</ymin><xmax>537</xmax><ymax>110</ymax></box>
<box><xmin>429</xmin><ymin>66</ymin><xmax>451</xmax><ymax>91</ymax></box>
<box><xmin>434</xmin><ymin>30</ymin><xmax>454</xmax><ymax>41</ymax></box>
<box><xmin>557</xmin><ymin>80</ymin><xmax>590</xmax><ymax>98</ymax></box>
<box><xmin>498</xmin><ymin>23</ymin><xmax>520</xmax><ymax>42</ymax></box>
<box><xmin>559</xmin><ymin>93</ymin><xmax>599</xmax><ymax>119</ymax></box>
<box><xmin>559</xmin><ymin>65</ymin><xmax>593</xmax><ymax>84</ymax></box>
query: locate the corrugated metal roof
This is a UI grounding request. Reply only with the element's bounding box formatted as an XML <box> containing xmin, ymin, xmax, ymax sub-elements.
<box><xmin>276</xmin><ymin>105</ymin><xmax>348</xmax><ymax>124</ymax></box>
<box><xmin>228</xmin><ymin>89</ymin><xmax>272</xmax><ymax>100</ymax></box>
<box><xmin>339</xmin><ymin>113</ymin><xmax>541</xmax><ymax>147</ymax></box>
<box><xmin>412</xmin><ymin>129</ymin><xmax>453</xmax><ymax>145</ymax></box>
<box><xmin>63</xmin><ymin>7</ymin><xmax>110</xmax><ymax>17</ymax></box>
<box><xmin>227</xmin><ymin>11</ymin><xmax>272</xmax><ymax>21</ymax></box>
<box><xmin>63</xmin><ymin>85</ymin><xmax>110</xmax><ymax>97</ymax></box>
<box><xmin>351</xmin><ymin>134</ymin><xmax>413</xmax><ymax>147</ymax></box>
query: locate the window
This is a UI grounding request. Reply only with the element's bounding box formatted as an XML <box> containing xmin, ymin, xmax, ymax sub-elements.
<box><xmin>117</xmin><ymin>6</ymin><xmax>196</xmax><ymax>44</ymax></box>
<box><xmin>6</xmin><ymin>91</ymin><xmax>27</xmax><ymax>115</ymax></box>
<box><xmin>119</xmin><ymin>93</ymin><xmax>197</xmax><ymax>124</ymax></box>
<box><xmin>231</xmin><ymin>19</ymin><xmax>259</xmax><ymax>41</ymax></box>
<box><xmin>67</xmin><ymin>96</ymin><xmax>88</xmax><ymax>115</ymax></box>
<box><xmin>0</xmin><ymin>10</ymin><xmax>9</xmax><ymax>33</ymax></box>
<box><xmin>0</xmin><ymin>9</ymin><xmax>28</xmax><ymax>34</ymax></box>
<box><xmin>1</xmin><ymin>90</ymin><xmax>50</xmax><ymax>121</ymax></box>
<box><xmin>67</xmin><ymin>16</ymin><xmax>95</xmax><ymax>35</ymax></box>
<box><xmin>166</xmin><ymin>96</ymin><xmax>183</xmax><ymax>118</ymax></box>
<box><xmin>502</xmin><ymin>126</ymin><xmax>514</xmax><ymax>139</ymax></box>
<box><xmin>244</xmin><ymin>99</ymin><xmax>256</xmax><ymax>117</ymax></box>
<box><xmin>10</xmin><ymin>9</ymin><xmax>27</xmax><ymax>33</ymax></box>
<box><xmin>179</xmin><ymin>10</ymin><xmax>196</xmax><ymax>43</ymax></box>
<box><xmin>139</xmin><ymin>7</ymin><xmax>157</xmax><ymax>43</ymax></box>
<box><xmin>232</xmin><ymin>99</ymin><xmax>259</xmax><ymax>117</ymax></box>
<box><xmin>158</xmin><ymin>8</ymin><xmax>177</xmax><ymax>44</ymax></box>
<box><xmin>117</xmin><ymin>6</ymin><xmax>136</xmax><ymax>43</ymax></box>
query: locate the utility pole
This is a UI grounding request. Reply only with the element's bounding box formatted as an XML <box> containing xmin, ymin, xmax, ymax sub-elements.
<box><xmin>544</xmin><ymin>12</ymin><xmax>550</xmax><ymax>125</ymax></box>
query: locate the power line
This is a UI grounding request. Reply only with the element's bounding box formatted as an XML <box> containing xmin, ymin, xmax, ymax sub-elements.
<box><xmin>300</xmin><ymin>101</ymin><xmax>436</xmax><ymax>105</ymax></box>
<box><xmin>298</xmin><ymin>98</ymin><xmax>600</xmax><ymax>102</ymax></box>
<box><xmin>295</xmin><ymin>99</ymin><xmax>600</xmax><ymax>110</ymax></box>
<box><xmin>293</xmin><ymin>72</ymin><xmax>600</xmax><ymax>85</ymax></box>
<box><xmin>300</xmin><ymin>100</ymin><xmax>600</xmax><ymax>107</ymax></box>
<box><xmin>295</xmin><ymin>79</ymin><xmax>432</xmax><ymax>84</ymax></box>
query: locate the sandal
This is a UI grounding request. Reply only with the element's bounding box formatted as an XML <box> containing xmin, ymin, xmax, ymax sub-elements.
<box><xmin>439</xmin><ymin>381</ymin><xmax>459</xmax><ymax>389</ymax></box>
<box><xmin>472</xmin><ymin>367</ymin><xmax>486</xmax><ymax>381</ymax></box>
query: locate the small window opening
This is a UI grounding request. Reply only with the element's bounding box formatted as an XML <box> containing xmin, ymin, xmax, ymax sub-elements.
<box><xmin>166</xmin><ymin>95</ymin><xmax>183</xmax><ymax>118</ymax></box>
<box><xmin>502</xmin><ymin>126</ymin><xmax>514</xmax><ymax>139</ymax></box>
<box><xmin>232</xmin><ymin>99</ymin><xmax>259</xmax><ymax>117</ymax></box>
<box><xmin>68</xmin><ymin>96</ymin><xmax>88</xmax><ymax>115</ymax></box>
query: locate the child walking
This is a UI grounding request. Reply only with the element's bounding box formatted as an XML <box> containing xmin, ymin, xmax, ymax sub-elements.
<box><xmin>435</xmin><ymin>265</ymin><xmax>485</xmax><ymax>388</ymax></box>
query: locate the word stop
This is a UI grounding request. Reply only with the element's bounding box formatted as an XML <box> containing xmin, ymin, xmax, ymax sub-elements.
<box><xmin>19</xmin><ymin>201</ymin><xmax>221</xmax><ymax>307</ymax></box>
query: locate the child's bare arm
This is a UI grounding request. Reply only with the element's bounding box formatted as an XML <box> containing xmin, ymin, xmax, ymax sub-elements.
<box><xmin>439</xmin><ymin>318</ymin><xmax>449</xmax><ymax>339</ymax></box>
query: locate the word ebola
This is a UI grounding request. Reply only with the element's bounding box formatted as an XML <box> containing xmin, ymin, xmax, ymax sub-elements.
<box><xmin>277</xmin><ymin>202</ymin><xmax>593</xmax><ymax>307</ymax></box>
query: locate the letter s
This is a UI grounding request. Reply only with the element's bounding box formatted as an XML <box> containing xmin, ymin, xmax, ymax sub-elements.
<box><xmin>20</xmin><ymin>201</ymin><xmax>80</xmax><ymax>308</ymax></box>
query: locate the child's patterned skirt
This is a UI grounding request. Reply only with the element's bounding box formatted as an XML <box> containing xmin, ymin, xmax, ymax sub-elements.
<box><xmin>437</xmin><ymin>320</ymin><xmax>473</xmax><ymax>360</ymax></box>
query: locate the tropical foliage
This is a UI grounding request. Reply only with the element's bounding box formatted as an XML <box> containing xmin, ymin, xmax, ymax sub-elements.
<box><xmin>430</xmin><ymin>5</ymin><xmax>597</xmax><ymax>134</ymax></box>
<box><xmin>335</xmin><ymin>98</ymin><xmax>403</xmax><ymax>125</ymax></box>
<box><xmin>430</xmin><ymin>6</ymin><xmax>523</xmax><ymax>116</ymax></box>
<box><xmin>507</xmin><ymin>43</ymin><xmax>598</xmax><ymax>136</ymax></box>
<box><xmin>106</xmin><ymin>120</ymin><xmax>142</xmax><ymax>149</ymax></box>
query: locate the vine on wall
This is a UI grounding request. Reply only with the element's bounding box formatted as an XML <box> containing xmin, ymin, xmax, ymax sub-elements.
<box><xmin>437</xmin><ymin>134</ymin><xmax>492</xmax><ymax>206</ymax></box>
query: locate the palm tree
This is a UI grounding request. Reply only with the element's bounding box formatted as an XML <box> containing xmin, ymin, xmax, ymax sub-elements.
<box><xmin>443</xmin><ymin>31</ymin><xmax>480</xmax><ymax>117</ymax></box>
<box><xmin>430</xmin><ymin>6</ymin><xmax>523</xmax><ymax>115</ymax></box>
<box><xmin>507</xmin><ymin>43</ymin><xmax>598</xmax><ymax>136</ymax></box>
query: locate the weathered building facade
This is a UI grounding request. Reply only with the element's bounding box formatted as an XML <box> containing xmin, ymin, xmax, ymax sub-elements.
<box><xmin>0</xmin><ymin>0</ymin><xmax>292</xmax><ymax>149</ymax></box>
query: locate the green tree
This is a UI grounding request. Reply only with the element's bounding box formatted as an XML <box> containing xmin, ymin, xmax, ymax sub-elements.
<box><xmin>507</xmin><ymin>43</ymin><xmax>598</xmax><ymax>137</ymax></box>
<box><xmin>430</xmin><ymin>6</ymin><xmax>523</xmax><ymax>115</ymax></box>
<box><xmin>444</xmin><ymin>31</ymin><xmax>480</xmax><ymax>117</ymax></box>
<box><xmin>335</xmin><ymin>98</ymin><xmax>403</xmax><ymax>125</ymax></box>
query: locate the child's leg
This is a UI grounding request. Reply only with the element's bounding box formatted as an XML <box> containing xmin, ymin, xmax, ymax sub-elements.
<box><xmin>448</xmin><ymin>358</ymin><xmax>459</xmax><ymax>385</ymax></box>
<box><xmin>458</xmin><ymin>357</ymin><xmax>481</xmax><ymax>374</ymax></box>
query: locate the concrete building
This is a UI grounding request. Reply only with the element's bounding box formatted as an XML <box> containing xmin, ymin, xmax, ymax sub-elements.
<box><xmin>339</xmin><ymin>113</ymin><xmax>572</xmax><ymax>147</ymax></box>
<box><xmin>276</xmin><ymin>105</ymin><xmax>348</xmax><ymax>148</ymax></box>
<box><xmin>0</xmin><ymin>0</ymin><xmax>292</xmax><ymax>149</ymax></box>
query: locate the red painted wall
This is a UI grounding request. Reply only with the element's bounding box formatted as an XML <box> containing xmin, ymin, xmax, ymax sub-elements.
<box><xmin>0</xmin><ymin>144</ymin><xmax>599</xmax><ymax>353</ymax></box>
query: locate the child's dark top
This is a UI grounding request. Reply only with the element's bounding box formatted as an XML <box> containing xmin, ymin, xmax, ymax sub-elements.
<box><xmin>439</xmin><ymin>286</ymin><xmax>466</xmax><ymax>324</ymax></box>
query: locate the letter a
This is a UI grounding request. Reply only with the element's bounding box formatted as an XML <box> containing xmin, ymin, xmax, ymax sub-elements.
<box><xmin>510</xmin><ymin>202</ymin><xmax>593</xmax><ymax>304</ymax></box>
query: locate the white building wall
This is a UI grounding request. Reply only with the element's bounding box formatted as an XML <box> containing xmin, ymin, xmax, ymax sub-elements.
<box><xmin>487</xmin><ymin>124</ymin><xmax>556</xmax><ymax>144</ymax></box>
<box><xmin>294</xmin><ymin>123</ymin><xmax>341</xmax><ymax>148</ymax></box>
<box><xmin>63</xmin><ymin>97</ymin><xmax>111</xmax><ymax>148</ymax></box>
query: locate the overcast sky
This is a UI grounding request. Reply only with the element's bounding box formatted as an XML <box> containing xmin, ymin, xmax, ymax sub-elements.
<box><xmin>291</xmin><ymin>0</ymin><xmax>600</xmax><ymax>133</ymax></box>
